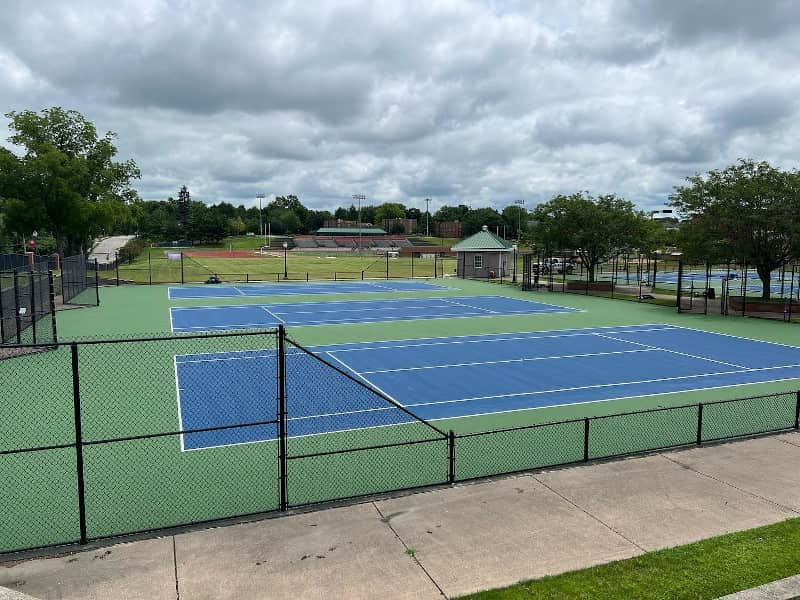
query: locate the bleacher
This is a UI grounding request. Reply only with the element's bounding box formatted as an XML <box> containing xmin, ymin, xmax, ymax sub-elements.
<box><xmin>290</xmin><ymin>235</ymin><xmax>415</xmax><ymax>252</ymax></box>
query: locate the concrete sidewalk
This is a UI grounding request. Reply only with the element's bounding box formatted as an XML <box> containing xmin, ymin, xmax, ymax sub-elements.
<box><xmin>2</xmin><ymin>431</ymin><xmax>799</xmax><ymax>600</ymax></box>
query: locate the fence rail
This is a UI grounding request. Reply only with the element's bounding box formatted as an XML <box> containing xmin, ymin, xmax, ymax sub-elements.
<box><xmin>1</xmin><ymin>326</ymin><xmax>797</xmax><ymax>555</ymax></box>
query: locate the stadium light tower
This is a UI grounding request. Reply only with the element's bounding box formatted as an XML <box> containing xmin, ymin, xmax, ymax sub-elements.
<box><xmin>514</xmin><ymin>199</ymin><xmax>525</xmax><ymax>240</ymax></box>
<box><xmin>425</xmin><ymin>198</ymin><xmax>431</xmax><ymax>237</ymax></box>
<box><xmin>256</xmin><ymin>193</ymin><xmax>266</xmax><ymax>247</ymax></box>
<box><xmin>352</xmin><ymin>194</ymin><xmax>366</xmax><ymax>251</ymax></box>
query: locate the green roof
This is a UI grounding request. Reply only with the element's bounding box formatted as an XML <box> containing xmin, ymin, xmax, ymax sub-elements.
<box><xmin>315</xmin><ymin>227</ymin><xmax>387</xmax><ymax>235</ymax></box>
<box><xmin>451</xmin><ymin>227</ymin><xmax>514</xmax><ymax>251</ymax></box>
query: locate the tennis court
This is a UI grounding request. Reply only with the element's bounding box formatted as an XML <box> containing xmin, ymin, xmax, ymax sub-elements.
<box><xmin>655</xmin><ymin>270</ymin><xmax>798</xmax><ymax>296</ymax></box>
<box><xmin>170</xmin><ymin>295</ymin><xmax>578</xmax><ymax>331</ymax></box>
<box><xmin>175</xmin><ymin>323</ymin><xmax>800</xmax><ymax>450</ymax></box>
<box><xmin>168</xmin><ymin>280</ymin><xmax>449</xmax><ymax>299</ymax></box>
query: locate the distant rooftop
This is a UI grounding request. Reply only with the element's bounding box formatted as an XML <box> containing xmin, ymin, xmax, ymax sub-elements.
<box><xmin>451</xmin><ymin>225</ymin><xmax>514</xmax><ymax>251</ymax></box>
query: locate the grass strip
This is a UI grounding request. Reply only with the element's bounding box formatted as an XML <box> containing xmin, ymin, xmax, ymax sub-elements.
<box><xmin>458</xmin><ymin>517</ymin><xmax>800</xmax><ymax>600</ymax></box>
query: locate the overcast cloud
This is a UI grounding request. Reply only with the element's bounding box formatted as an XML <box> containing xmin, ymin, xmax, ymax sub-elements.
<box><xmin>1</xmin><ymin>0</ymin><xmax>799</xmax><ymax>213</ymax></box>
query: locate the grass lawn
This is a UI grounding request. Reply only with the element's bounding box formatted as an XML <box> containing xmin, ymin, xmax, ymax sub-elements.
<box><xmin>458</xmin><ymin>518</ymin><xmax>800</xmax><ymax>600</ymax></box>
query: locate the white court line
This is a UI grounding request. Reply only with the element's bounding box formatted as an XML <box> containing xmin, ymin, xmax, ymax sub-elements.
<box><xmin>403</xmin><ymin>362</ymin><xmax>800</xmax><ymax>409</ymax></box>
<box><xmin>276</xmin><ymin>309</ymin><xmax>572</xmax><ymax>326</ymax></box>
<box><xmin>176</xmin><ymin>353</ymin><xmax>277</xmax><ymax>365</ymax></box>
<box><xmin>174</xmin><ymin>355</ymin><xmax>186</xmax><ymax>452</ymax></box>
<box><xmin>424</xmin><ymin>374</ymin><xmax>800</xmax><ymax>424</ymax></box>
<box><xmin>668</xmin><ymin>324</ymin><xmax>800</xmax><ymax>352</ymax></box>
<box><xmin>169</xmin><ymin>306</ymin><xmax>175</xmax><ymax>332</ymax></box>
<box><xmin>327</xmin><ymin>326</ymin><xmax>677</xmax><ymax>354</ymax></box>
<box><xmin>260</xmin><ymin>306</ymin><xmax>285</xmax><ymax>325</ymax></box>
<box><xmin>438</xmin><ymin>297</ymin><xmax>497</xmax><ymax>314</ymax></box>
<box><xmin>233</xmin><ymin>286</ymin><xmax>246</xmax><ymax>296</ymax></box>
<box><xmin>593</xmin><ymin>333</ymin><xmax>749</xmax><ymax>370</ymax></box>
<box><xmin>358</xmin><ymin>348</ymin><xmax>658</xmax><ymax>375</ymax></box>
<box><xmin>323</xmin><ymin>351</ymin><xmax>406</xmax><ymax>407</ymax></box>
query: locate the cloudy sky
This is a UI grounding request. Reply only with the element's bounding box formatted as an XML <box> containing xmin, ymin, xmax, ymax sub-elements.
<box><xmin>1</xmin><ymin>0</ymin><xmax>799</xmax><ymax>213</ymax></box>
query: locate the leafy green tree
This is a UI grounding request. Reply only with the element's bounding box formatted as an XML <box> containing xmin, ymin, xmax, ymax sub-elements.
<box><xmin>502</xmin><ymin>205</ymin><xmax>528</xmax><ymax>239</ymax></box>
<box><xmin>462</xmin><ymin>207</ymin><xmax>505</xmax><ymax>236</ymax></box>
<box><xmin>0</xmin><ymin>107</ymin><xmax>140</xmax><ymax>255</ymax></box>
<box><xmin>528</xmin><ymin>192</ymin><xmax>654</xmax><ymax>282</ymax></box>
<box><xmin>375</xmin><ymin>202</ymin><xmax>406</xmax><ymax>223</ymax></box>
<box><xmin>670</xmin><ymin>159</ymin><xmax>800</xmax><ymax>299</ymax></box>
<box><xmin>433</xmin><ymin>204</ymin><xmax>470</xmax><ymax>222</ymax></box>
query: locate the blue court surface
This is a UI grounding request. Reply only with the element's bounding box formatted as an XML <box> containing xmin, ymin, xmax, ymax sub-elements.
<box><xmin>174</xmin><ymin>323</ymin><xmax>800</xmax><ymax>450</ymax></box>
<box><xmin>169</xmin><ymin>280</ymin><xmax>449</xmax><ymax>299</ymax></box>
<box><xmin>170</xmin><ymin>295</ymin><xmax>578</xmax><ymax>331</ymax></box>
<box><xmin>654</xmin><ymin>271</ymin><xmax>798</xmax><ymax>296</ymax></box>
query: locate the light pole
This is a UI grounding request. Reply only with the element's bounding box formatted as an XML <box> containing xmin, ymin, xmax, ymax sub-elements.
<box><xmin>514</xmin><ymin>199</ymin><xmax>525</xmax><ymax>240</ymax></box>
<box><xmin>282</xmin><ymin>242</ymin><xmax>288</xmax><ymax>279</ymax></box>
<box><xmin>512</xmin><ymin>244</ymin><xmax>518</xmax><ymax>283</ymax></box>
<box><xmin>256</xmin><ymin>193</ymin><xmax>266</xmax><ymax>247</ymax></box>
<box><xmin>425</xmin><ymin>198</ymin><xmax>431</xmax><ymax>237</ymax></box>
<box><xmin>352</xmin><ymin>194</ymin><xmax>366</xmax><ymax>251</ymax></box>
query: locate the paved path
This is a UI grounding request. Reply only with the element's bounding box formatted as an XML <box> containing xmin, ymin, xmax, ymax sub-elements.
<box><xmin>2</xmin><ymin>431</ymin><xmax>799</xmax><ymax>600</ymax></box>
<box><xmin>88</xmin><ymin>236</ymin><xmax>135</xmax><ymax>265</ymax></box>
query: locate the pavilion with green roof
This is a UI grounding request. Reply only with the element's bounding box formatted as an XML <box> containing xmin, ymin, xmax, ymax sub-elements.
<box><xmin>451</xmin><ymin>225</ymin><xmax>514</xmax><ymax>278</ymax></box>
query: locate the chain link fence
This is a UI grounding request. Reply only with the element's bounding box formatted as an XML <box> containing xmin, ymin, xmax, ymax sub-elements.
<box><xmin>1</xmin><ymin>326</ymin><xmax>798</xmax><ymax>554</ymax></box>
<box><xmin>0</xmin><ymin>270</ymin><xmax>58</xmax><ymax>345</ymax></box>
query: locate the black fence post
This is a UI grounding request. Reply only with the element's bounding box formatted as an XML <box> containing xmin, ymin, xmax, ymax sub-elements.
<box><xmin>0</xmin><ymin>272</ymin><xmax>5</xmax><ymax>343</ymax></box>
<box><xmin>448</xmin><ymin>430</ymin><xmax>455</xmax><ymax>483</ymax></box>
<box><xmin>434</xmin><ymin>253</ymin><xmax>438</xmax><ymax>279</ymax></box>
<box><xmin>794</xmin><ymin>391</ymin><xmax>800</xmax><ymax>430</ymax></box>
<box><xmin>386</xmin><ymin>252</ymin><xmax>389</xmax><ymax>280</ymax></box>
<box><xmin>583</xmin><ymin>418</ymin><xmax>590</xmax><ymax>461</ymax></box>
<box><xmin>180</xmin><ymin>252</ymin><xmax>185</xmax><ymax>285</ymax></box>
<box><xmin>696</xmin><ymin>403</ymin><xmax>704</xmax><ymax>446</ymax></box>
<box><xmin>676</xmin><ymin>259</ymin><xmax>684</xmax><ymax>312</ymax></box>
<box><xmin>13</xmin><ymin>268</ymin><xmax>22</xmax><ymax>344</ymax></box>
<box><xmin>411</xmin><ymin>252</ymin><xmax>414</xmax><ymax>279</ymax></box>
<box><xmin>277</xmin><ymin>325</ymin><xmax>288</xmax><ymax>512</ymax></box>
<box><xmin>94</xmin><ymin>259</ymin><xmax>100</xmax><ymax>306</ymax></box>
<box><xmin>71</xmin><ymin>342</ymin><xmax>88</xmax><ymax>544</ymax></box>
<box><xmin>29</xmin><ymin>271</ymin><xmax>37</xmax><ymax>344</ymax></box>
<box><xmin>48</xmin><ymin>270</ymin><xmax>58</xmax><ymax>344</ymax></box>
<box><xmin>115</xmin><ymin>253</ymin><xmax>120</xmax><ymax>286</ymax></box>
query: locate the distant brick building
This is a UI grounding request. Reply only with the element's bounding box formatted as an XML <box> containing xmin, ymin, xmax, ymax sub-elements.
<box><xmin>435</xmin><ymin>221</ymin><xmax>463</xmax><ymax>238</ymax></box>
<box><xmin>382</xmin><ymin>218</ymin><xmax>417</xmax><ymax>235</ymax></box>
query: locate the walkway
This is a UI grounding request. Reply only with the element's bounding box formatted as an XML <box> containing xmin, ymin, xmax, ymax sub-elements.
<box><xmin>2</xmin><ymin>431</ymin><xmax>799</xmax><ymax>599</ymax></box>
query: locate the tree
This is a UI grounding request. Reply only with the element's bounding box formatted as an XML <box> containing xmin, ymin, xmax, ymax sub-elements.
<box><xmin>502</xmin><ymin>205</ymin><xmax>528</xmax><ymax>239</ymax></box>
<box><xmin>375</xmin><ymin>202</ymin><xmax>406</xmax><ymax>223</ymax></box>
<box><xmin>227</xmin><ymin>216</ymin><xmax>246</xmax><ymax>236</ymax></box>
<box><xmin>462</xmin><ymin>207</ymin><xmax>505</xmax><ymax>236</ymax></box>
<box><xmin>433</xmin><ymin>204</ymin><xmax>470</xmax><ymax>222</ymax></box>
<box><xmin>389</xmin><ymin>222</ymin><xmax>406</xmax><ymax>234</ymax></box>
<box><xmin>177</xmin><ymin>185</ymin><xmax>192</xmax><ymax>239</ymax></box>
<box><xmin>670</xmin><ymin>159</ymin><xmax>800</xmax><ymax>299</ymax></box>
<box><xmin>0</xmin><ymin>107</ymin><xmax>140</xmax><ymax>255</ymax></box>
<box><xmin>528</xmin><ymin>192</ymin><xmax>654</xmax><ymax>282</ymax></box>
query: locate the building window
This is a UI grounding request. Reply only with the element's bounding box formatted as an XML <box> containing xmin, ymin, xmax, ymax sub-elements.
<box><xmin>473</xmin><ymin>255</ymin><xmax>483</xmax><ymax>269</ymax></box>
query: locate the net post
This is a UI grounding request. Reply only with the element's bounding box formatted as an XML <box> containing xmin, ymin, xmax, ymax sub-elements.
<box><xmin>676</xmin><ymin>259</ymin><xmax>684</xmax><ymax>312</ymax></box>
<box><xmin>180</xmin><ymin>252</ymin><xmax>185</xmax><ymax>285</ymax></box>
<box><xmin>48</xmin><ymin>270</ymin><xmax>58</xmax><ymax>344</ymax></box>
<box><xmin>306</xmin><ymin>272</ymin><xmax>309</xmax><ymax>282</ymax></box>
<box><xmin>115</xmin><ymin>252</ymin><xmax>120</xmax><ymax>286</ymax></box>
<box><xmin>448</xmin><ymin>430</ymin><xmax>455</xmax><ymax>484</ymax></box>
<box><xmin>794</xmin><ymin>391</ymin><xmax>800</xmax><ymax>430</ymax></box>
<box><xmin>696</xmin><ymin>403</ymin><xmax>704</xmax><ymax>446</ymax></box>
<box><xmin>148</xmin><ymin>251</ymin><xmax>152</xmax><ymax>286</ymax></box>
<box><xmin>94</xmin><ymin>259</ymin><xmax>100</xmax><ymax>306</ymax></box>
<box><xmin>583</xmin><ymin>418</ymin><xmax>590</xmax><ymax>462</ymax></box>
<box><xmin>277</xmin><ymin>325</ymin><xmax>288</xmax><ymax>511</ymax></box>
<box><xmin>411</xmin><ymin>252</ymin><xmax>414</xmax><ymax>279</ymax></box>
<box><xmin>13</xmin><ymin>268</ymin><xmax>22</xmax><ymax>344</ymax></box>
<box><xmin>71</xmin><ymin>342</ymin><xmax>88</xmax><ymax>544</ymax></box>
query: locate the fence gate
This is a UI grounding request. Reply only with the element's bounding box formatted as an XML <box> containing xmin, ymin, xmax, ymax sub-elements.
<box><xmin>677</xmin><ymin>261</ymin><xmax>712</xmax><ymax>315</ymax></box>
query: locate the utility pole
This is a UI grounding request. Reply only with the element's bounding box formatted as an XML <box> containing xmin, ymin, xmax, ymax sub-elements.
<box><xmin>514</xmin><ymin>199</ymin><xmax>525</xmax><ymax>240</ymax></box>
<box><xmin>425</xmin><ymin>198</ymin><xmax>431</xmax><ymax>237</ymax></box>
<box><xmin>352</xmin><ymin>194</ymin><xmax>366</xmax><ymax>251</ymax></box>
<box><xmin>256</xmin><ymin>193</ymin><xmax>266</xmax><ymax>248</ymax></box>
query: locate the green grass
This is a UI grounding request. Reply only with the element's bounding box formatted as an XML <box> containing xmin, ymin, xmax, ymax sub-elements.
<box><xmin>458</xmin><ymin>518</ymin><xmax>800</xmax><ymax>600</ymax></box>
<box><xmin>116</xmin><ymin>249</ymin><xmax>458</xmax><ymax>283</ymax></box>
<box><xmin>2</xmin><ymin>278</ymin><xmax>799</xmax><ymax>553</ymax></box>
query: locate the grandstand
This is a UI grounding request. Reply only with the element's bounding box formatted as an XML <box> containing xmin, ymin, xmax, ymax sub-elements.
<box><xmin>291</xmin><ymin>235</ymin><xmax>414</xmax><ymax>253</ymax></box>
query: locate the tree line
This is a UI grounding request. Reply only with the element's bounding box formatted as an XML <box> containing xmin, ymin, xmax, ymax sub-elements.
<box><xmin>1</xmin><ymin>108</ymin><xmax>799</xmax><ymax>298</ymax></box>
